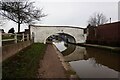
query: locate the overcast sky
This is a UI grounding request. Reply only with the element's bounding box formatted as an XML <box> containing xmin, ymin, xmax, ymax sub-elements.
<box><xmin>1</xmin><ymin>0</ymin><xmax>120</xmax><ymax>32</ymax></box>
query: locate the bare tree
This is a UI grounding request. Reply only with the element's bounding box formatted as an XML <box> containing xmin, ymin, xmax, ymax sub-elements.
<box><xmin>88</xmin><ymin>12</ymin><xmax>108</xmax><ymax>26</ymax></box>
<box><xmin>0</xmin><ymin>1</ymin><xmax>46</xmax><ymax>33</ymax></box>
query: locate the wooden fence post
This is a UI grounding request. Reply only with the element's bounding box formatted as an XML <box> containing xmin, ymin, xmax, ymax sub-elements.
<box><xmin>14</xmin><ymin>33</ymin><xmax>17</xmax><ymax>43</ymax></box>
<box><xmin>27</xmin><ymin>34</ymin><xmax>29</xmax><ymax>41</ymax></box>
<box><xmin>0</xmin><ymin>31</ymin><xmax>1</xmax><ymax>47</ymax></box>
<box><xmin>22</xmin><ymin>33</ymin><xmax>24</xmax><ymax>41</ymax></box>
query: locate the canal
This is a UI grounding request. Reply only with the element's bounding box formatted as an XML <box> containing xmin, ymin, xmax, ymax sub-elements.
<box><xmin>53</xmin><ymin>41</ymin><xmax>120</xmax><ymax>78</ymax></box>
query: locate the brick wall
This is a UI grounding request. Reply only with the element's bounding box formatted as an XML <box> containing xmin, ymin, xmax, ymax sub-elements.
<box><xmin>86</xmin><ymin>21</ymin><xmax>120</xmax><ymax>46</ymax></box>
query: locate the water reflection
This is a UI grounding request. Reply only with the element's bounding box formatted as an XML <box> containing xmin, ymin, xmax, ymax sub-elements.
<box><xmin>53</xmin><ymin>42</ymin><xmax>120</xmax><ymax>78</ymax></box>
<box><xmin>62</xmin><ymin>43</ymin><xmax>76</xmax><ymax>56</ymax></box>
<box><xmin>64</xmin><ymin>46</ymin><xmax>87</xmax><ymax>62</ymax></box>
<box><xmin>70</xmin><ymin>59</ymin><xmax>119</xmax><ymax>78</ymax></box>
<box><xmin>86</xmin><ymin>47</ymin><xmax>120</xmax><ymax>72</ymax></box>
<box><xmin>53</xmin><ymin>41</ymin><xmax>67</xmax><ymax>52</ymax></box>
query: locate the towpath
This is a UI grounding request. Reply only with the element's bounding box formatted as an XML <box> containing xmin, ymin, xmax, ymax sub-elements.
<box><xmin>38</xmin><ymin>44</ymin><xmax>67</xmax><ymax>78</ymax></box>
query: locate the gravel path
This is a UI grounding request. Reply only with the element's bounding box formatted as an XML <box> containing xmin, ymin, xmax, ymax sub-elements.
<box><xmin>38</xmin><ymin>44</ymin><xmax>66</xmax><ymax>78</ymax></box>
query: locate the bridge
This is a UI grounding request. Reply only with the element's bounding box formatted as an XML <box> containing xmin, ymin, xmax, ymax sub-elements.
<box><xmin>29</xmin><ymin>25</ymin><xmax>86</xmax><ymax>44</ymax></box>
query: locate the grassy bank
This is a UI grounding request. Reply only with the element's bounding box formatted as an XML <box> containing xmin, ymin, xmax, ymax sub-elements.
<box><xmin>2</xmin><ymin>43</ymin><xmax>47</xmax><ymax>79</ymax></box>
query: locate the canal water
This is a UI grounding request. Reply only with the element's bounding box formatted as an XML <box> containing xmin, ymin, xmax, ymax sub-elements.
<box><xmin>53</xmin><ymin>41</ymin><xmax>120</xmax><ymax>78</ymax></box>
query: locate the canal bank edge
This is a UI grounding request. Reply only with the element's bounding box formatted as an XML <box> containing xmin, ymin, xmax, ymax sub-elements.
<box><xmin>77</xmin><ymin>43</ymin><xmax>120</xmax><ymax>53</ymax></box>
<box><xmin>52</xmin><ymin>44</ymin><xmax>79</xmax><ymax>78</ymax></box>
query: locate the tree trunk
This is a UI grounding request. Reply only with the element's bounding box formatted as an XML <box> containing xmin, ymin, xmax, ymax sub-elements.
<box><xmin>18</xmin><ymin>23</ymin><xmax>20</xmax><ymax>33</ymax></box>
<box><xmin>18</xmin><ymin>4</ymin><xmax>21</xmax><ymax>33</ymax></box>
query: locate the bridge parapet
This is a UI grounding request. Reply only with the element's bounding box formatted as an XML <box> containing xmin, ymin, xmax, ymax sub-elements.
<box><xmin>30</xmin><ymin>25</ymin><xmax>86</xmax><ymax>44</ymax></box>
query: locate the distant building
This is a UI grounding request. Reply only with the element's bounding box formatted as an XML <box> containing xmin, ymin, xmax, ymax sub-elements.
<box><xmin>86</xmin><ymin>21</ymin><xmax>120</xmax><ymax>47</ymax></box>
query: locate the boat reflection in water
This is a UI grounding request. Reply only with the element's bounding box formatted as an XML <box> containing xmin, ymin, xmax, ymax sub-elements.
<box><xmin>53</xmin><ymin>41</ymin><xmax>120</xmax><ymax>78</ymax></box>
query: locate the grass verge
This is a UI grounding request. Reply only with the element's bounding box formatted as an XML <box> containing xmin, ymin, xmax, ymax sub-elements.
<box><xmin>2</xmin><ymin>43</ymin><xmax>47</xmax><ymax>79</ymax></box>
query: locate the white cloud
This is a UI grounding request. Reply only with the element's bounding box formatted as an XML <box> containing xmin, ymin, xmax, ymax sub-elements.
<box><xmin>39</xmin><ymin>2</ymin><xmax>118</xmax><ymax>27</ymax></box>
<box><xmin>1</xmin><ymin>0</ymin><xmax>119</xmax><ymax>32</ymax></box>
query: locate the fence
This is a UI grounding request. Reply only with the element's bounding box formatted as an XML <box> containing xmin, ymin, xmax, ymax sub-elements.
<box><xmin>2</xmin><ymin>33</ymin><xmax>30</xmax><ymax>46</ymax></box>
<box><xmin>1</xmin><ymin>33</ymin><xmax>32</xmax><ymax>62</ymax></box>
